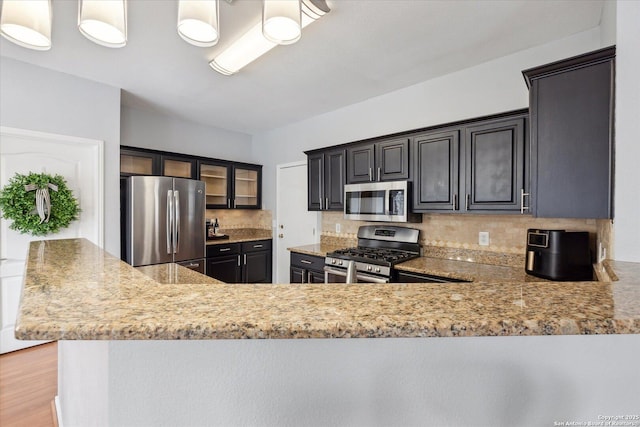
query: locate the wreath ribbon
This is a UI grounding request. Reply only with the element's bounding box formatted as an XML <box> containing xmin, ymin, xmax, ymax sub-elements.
<box><xmin>24</xmin><ymin>183</ymin><xmax>58</xmax><ymax>223</ymax></box>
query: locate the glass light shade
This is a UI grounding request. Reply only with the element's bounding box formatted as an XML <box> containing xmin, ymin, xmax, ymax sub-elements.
<box><xmin>177</xmin><ymin>0</ymin><xmax>219</xmax><ymax>47</ymax></box>
<box><xmin>78</xmin><ymin>0</ymin><xmax>127</xmax><ymax>48</ymax></box>
<box><xmin>210</xmin><ymin>0</ymin><xmax>328</xmax><ymax>76</ymax></box>
<box><xmin>0</xmin><ymin>0</ymin><xmax>52</xmax><ymax>50</ymax></box>
<box><xmin>262</xmin><ymin>0</ymin><xmax>301</xmax><ymax>45</ymax></box>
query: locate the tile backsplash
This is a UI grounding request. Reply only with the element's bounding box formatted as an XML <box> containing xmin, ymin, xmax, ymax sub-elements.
<box><xmin>322</xmin><ymin>211</ymin><xmax>609</xmax><ymax>261</ymax></box>
<box><xmin>206</xmin><ymin>209</ymin><xmax>272</xmax><ymax>231</ymax></box>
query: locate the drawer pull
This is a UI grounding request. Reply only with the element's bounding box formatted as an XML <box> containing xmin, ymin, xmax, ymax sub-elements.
<box><xmin>253</xmin><ymin>244</ymin><xmax>263</xmax><ymax>248</ymax></box>
<box><xmin>300</xmin><ymin>259</ymin><xmax>313</xmax><ymax>265</ymax></box>
<box><xmin>219</xmin><ymin>247</ymin><xmax>231</xmax><ymax>252</ymax></box>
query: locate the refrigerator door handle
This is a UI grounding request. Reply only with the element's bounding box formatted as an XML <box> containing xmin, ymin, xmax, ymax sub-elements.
<box><xmin>174</xmin><ymin>190</ymin><xmax>180</xmax><ymax>254</ymax></box>
<box><xmin>166</xmin><ymin>190</ymin><xmax>173</xmax><ymax>254</ymax></box>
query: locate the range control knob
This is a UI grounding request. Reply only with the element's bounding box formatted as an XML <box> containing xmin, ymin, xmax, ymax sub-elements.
<box><xmin>331</xmin><ymin>259</ymin><xmax>336</xmax><ymax>265</ymax></box>
<box><xmin>339</xmin><ymin>260</ymin><xmax>343</xmax><ymax>266</ymax></box>
<box><xmin>375</xmin><ymin>267</ymin><xmax>381</xmax><ymax>273</ymax></box>
<box><xmin>367</xmin><ymin>265</ymin><xmax>372</xmax><ymax>271</ymax></box>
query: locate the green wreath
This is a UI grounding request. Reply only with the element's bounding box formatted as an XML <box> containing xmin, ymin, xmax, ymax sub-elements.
<box><xmin>0</xmin><ymin>172</ymin><xmax>80</xmax><ymax>236</ymax></box>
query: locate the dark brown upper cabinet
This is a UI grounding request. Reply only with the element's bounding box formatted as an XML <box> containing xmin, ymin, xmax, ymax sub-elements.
<box><xmin>347</xmin><ymin>138</ymin><xmax>410</xmax><ymax>183</ymax></box>
<box><xmin>412</xmin><ymin>112</ymin><xmax>526</xmax><ymax>214</ymax></box>
<box><xmin>120</xmin><ymin>146</ymin><xmax>262</xmax><ymax>210</ymax></box>
<box><xmin>120</xmin><ymin>148</ymin><xmax>160</xmax><ymax>176</ymax></box>
<box><xmin>412</xmin><ymin>129</ymin><xmax>460</xmax><ymax>211</ymax></box>
<box><xmin>161</xmin><ymin>154</ymin><xmax>197</xmax><ymax>179</ymax></box>
<box><xmin>307</xmin><ymin>147</ymin><xmax>346</xmax><ymax>211</ymax></box>
<box><xmin>464</xmin><ymin>116</ymin><xmax>525</xmax><ymax>212</ymax></box>
<box><xmin>523</xmin><ymin>46</ymin><xmax>615</xmax><ymax>219</ymax></box>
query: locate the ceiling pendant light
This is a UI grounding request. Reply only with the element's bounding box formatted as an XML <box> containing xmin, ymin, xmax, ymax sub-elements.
<box><xmin>0</xmin><ymin>0</ymin><xmax>52</xmax><ymax>50</ymax></box>
<box><xmin>78</xmin><ymin>0</ymin><xmax>127</xmax><ymax>48</ymax></box>
<box><xmin>177</xmin><ymin>0</ymin><xmax>219</xmax><ymax>47</ymax></box>
<box><xmin>209</xmin><ymin>0</ymin><xmax>328</xmax><ymax>76</ymax></box>
<box><xmin>262</xmin><ymin>0</ymin><xmax>301</xmax><ymax>45</ymax></box>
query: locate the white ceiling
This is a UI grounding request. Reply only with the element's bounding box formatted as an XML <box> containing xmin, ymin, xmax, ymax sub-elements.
<box><xmin>0</xmin><ymin>0</ymin><xmax>605</xmax><ymax>135</ymax></box>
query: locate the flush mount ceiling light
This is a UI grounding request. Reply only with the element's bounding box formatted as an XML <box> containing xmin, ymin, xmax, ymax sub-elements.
<box><xmin>0</xmin><ymin>0</ymin><xmax>52</xmax><ymax>50</ymax></box>
<box><xmin>78</xmin><ymin>0</ymin><xmax>127</xmax><ymax>48</ymax></box>
<box><xmin>177</xmin><ymin>0</ymin><xmax>219</xmax><ymax>47</ymax></box>
<box><xmin>262</xmin><ymin>0</ymin><xmax>301</xmax><ymax>45</ymax></box>
<box><xmin>209</xmin><ymin>0</ymin><xmax>329</xmax><ymax>76</ymax></box>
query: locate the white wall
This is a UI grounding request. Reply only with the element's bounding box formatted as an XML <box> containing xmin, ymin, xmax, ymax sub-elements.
<box><xmin>252</xmin><ymin>28</ymin><xmax>602</xmax><ymax>213</ymax></box>
<box><xmin>59</xmin><ymin>335</ymin><xmax>640</xmax><ymax>427</ymax></box>
<box><xmin>121</xmin><ymin>105</ymin><xmax>253</xmax><ymax>163</ymax></box>
<box><xmin>613</xmin><ymin>1</ymin><xmax>640</xmax><ymax>262</ymax></box>
<box><xmin>0</xmin><ymin>58</ymin><xmax>121</xmax><ymax>256</ymax></box>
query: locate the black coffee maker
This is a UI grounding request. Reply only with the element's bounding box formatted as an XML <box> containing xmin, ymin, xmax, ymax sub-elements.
<box><xmin>525</xmin><ymin>229</ymin><xmax>593</xmax><ymax>281</ymax></box>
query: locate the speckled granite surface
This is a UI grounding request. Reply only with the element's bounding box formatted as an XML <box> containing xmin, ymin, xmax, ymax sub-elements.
<box><xmin>206</xmin><ymin>228</ymin><xmax>272</xmax><ymax>245</ymax></box>
<box><xmin>16</xmin><ymin>238</ymin><xmax>640</xmax><ymax>340</ymax></box>
<box><xmin>136</xmin><ymin>264</ymin><xmax>224</xmax><ymax>285</ymax></box>
<box><xmin>288</xmin><ymin>244</ymin><xmax>542</xmax><ymax>282</ymax></box>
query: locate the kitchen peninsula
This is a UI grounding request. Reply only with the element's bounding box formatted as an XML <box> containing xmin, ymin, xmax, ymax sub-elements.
<box><xmin>17</xmin><ymin>239</ymin><xmax>640</xmax><ymax>426</ymax></box>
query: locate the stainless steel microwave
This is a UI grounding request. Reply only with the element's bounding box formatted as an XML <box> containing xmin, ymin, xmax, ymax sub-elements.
<box><xmin>344</xmin><ymin>181</ymin><xmax>421</xmax><ymax>223</ymax></box>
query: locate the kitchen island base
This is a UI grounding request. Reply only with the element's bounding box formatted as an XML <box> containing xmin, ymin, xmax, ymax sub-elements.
<box><xmin>58</xmin><ymin>335</ymin><xmax>639</xmax><ymax>426</ymax></box>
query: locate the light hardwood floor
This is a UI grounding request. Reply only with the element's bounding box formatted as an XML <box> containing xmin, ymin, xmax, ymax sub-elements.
<box><xmin>0</xmin><ymin>342</ymin><xmax>58</xmax><ymax>427</ymax></box>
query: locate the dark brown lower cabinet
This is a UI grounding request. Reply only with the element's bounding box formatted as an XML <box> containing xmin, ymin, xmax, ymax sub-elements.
<box><xmin>206</xmin><ymin>240</ymin><xmax>272</xmax><ymax>283</ymax></box>
<box><xmin>290</xmin><ymin>253</ymin><xmax>325</xmax><ymax>283</ymax></box>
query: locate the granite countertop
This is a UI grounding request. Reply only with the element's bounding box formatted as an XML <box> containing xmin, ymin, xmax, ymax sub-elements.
<box><xmin>136</xmin><ymin>264</ymin><xmax>225</xmax><ymax>285</ymax></box>
<box><xmin>206</xmin><ymin>229</ymin><xmax>272</xmax><ymax>245</ymax></box>
<box><xmin>16</xmin><ymin>238</ymin><xmax>640</xmax><ymax>341</ymax></box>
<box><xmin>288</xmin><ymin>244</ymin><xmax>542</xmax><ymax>282</ymax></box>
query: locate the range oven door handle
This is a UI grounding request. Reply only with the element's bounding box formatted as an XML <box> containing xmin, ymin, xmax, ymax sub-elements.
<box><xmin>323</xmin><ymin>266</ymin><xmax>390</xmax><ymax>284</ymax></box>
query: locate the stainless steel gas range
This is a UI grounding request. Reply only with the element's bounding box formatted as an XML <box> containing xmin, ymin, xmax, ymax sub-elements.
<box><xmin>324</xmin><ymin>225</ymin><xmax>421</xmax><ymax>283</ymax></box>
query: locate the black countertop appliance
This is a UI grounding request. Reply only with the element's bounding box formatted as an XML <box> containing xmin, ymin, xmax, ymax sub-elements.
<box><xmin>526</xmin><ymin>229</ymin><xmax>593</xmax><ymax>281</ymax></box>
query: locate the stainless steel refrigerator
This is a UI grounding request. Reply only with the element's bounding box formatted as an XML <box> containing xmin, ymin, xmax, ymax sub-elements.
<box><xmin>124</xmin><ymin>176</ymin><xmax>205</xmax><ymax>273</ymax></box>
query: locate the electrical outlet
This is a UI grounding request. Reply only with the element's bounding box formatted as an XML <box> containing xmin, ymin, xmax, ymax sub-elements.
<box><xmin>336</xmin><ymin>223</ymin><xmax>341</xmax><ymax>233</ymax></box>
<box><xmin>479</xmin><ymin>231</ymin><xmax>490</xmax><ymax>246</ymax></box>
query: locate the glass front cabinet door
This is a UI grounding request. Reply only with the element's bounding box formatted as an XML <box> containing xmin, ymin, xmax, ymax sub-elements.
<box><xmin>199</xmin><ymin>162</ymin><xmax>231</xmax><ymax>209</ymax></box>
<box><xmin>233</xmin><ymin>165</ymin><xmax>261</xmax><ymax>209</ymax></box>
<box><xmin>120</xmin><ymin>149</ymin><xmax>158</xmax><ymax>175</ymax></box>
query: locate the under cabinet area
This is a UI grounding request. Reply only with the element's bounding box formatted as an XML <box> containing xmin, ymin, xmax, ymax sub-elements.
<box><xmin>290</xmin><ymin>253</ymin><xmax>325</xmax><ymax>283</ymax></box>
<box><xmin>307</xmin><ymin>147</ymin><xmax>346</xmax><ymax>211</ymax></box>
<box><xmin>206</xmin><ymin>240</ymin><xmax>272</xmax><ymax>283</ymax></box>
<box><xmin>347</xmin><ymin>138</ymin><xmax>410</xmax><ymax>184</ymax></box>
<box><xmin>523</xmin><ymin>46</ymin><xmax>614</xmax><ymax>219</ymax></box>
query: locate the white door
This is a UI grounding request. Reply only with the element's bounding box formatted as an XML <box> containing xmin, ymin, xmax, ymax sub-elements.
<box><xmin>276</xmin><ymin>161</ymin><xmax>319</xmax><ymax>283</ymax></box>
<box><xmin>0</xmin><ymin>127</ymin><xmax>103</xmax><ymax>353</ymax></box>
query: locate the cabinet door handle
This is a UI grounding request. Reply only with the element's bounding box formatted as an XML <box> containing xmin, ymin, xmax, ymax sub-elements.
<box><xmin>302</xmin><ymin>269</ymin><xmax>306</xmax><ymax>284</ymax></box>
<box><xmin>452</xmin><ymin>194</ymin><xmax>457</xmax><ymax>211</ymax></box>
<box><xmin>227</xmin><ymin>199</ymin><xmax>231</xmax><ymax>208</ymax></box>
<box><xmin>466</xmin><ymin>194</ymin><xmax>470</xmax><ymax>210</ymax></box>
<box><xmin>243</xmin><ymin>254</ymin><xmax>247</xmax><ymax>265</ymax></box>
<box><xmin>319</xmin><ymin>196</ymin><xmax>323</xmax><ymax>210</ymax></box>
<box><xmin>325</xmin><ymin>198</ymin><xmax>329</xmax><ymax>209</ymax></box>
<box><xmin>377</xmin><ymin>167</ymin><xmax>381</xmax><ymax>182</ymax></box>
<box><xmin>237</xmin><ymin>255</ymin><xmax>241</xmax><ymax>267</ymax></box>
<box><xmin>300</xmin><ymin>259</ymin><xmax>313</xmax><ymax>265</ymax></box>
<box><xmin>368</xmin><ymin>168</ymin><xmax>372</xmax><ymax>181</ymax></box>
<box><xmin>520</xmin><ymin>188</ymin><xmax>530</xmax><ymax>214</ymax></box>
<box><xmin>219</xmin><ymin>247</ymin><xmax>231</xmax><ymax>252</ymax></box>
<box><xmin>308</xmin><ymin>271</ymin><xmax>312</xmax><ymax>283</ymax></box>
